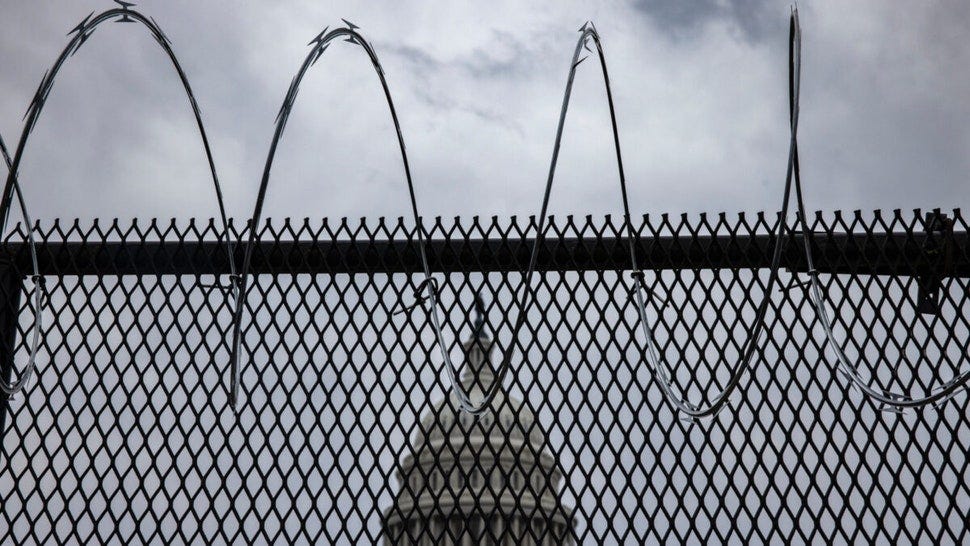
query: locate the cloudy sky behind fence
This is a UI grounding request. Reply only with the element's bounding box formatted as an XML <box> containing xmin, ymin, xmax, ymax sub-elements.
<box><xmin>1</xmin><ymin>1</ymin><xmax>968</xmax><ymax>225</ymax></box>
<box><xmin>2</xmin><ymin>3</ymin><xmax>970</xmax><ymax>542</ymax></box>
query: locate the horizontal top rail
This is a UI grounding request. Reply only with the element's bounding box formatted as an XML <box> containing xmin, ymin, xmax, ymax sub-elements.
<box><xmin>0</xmin><ymin>229</ymin><xmax>964</xmax><ymax>276</ymax></box>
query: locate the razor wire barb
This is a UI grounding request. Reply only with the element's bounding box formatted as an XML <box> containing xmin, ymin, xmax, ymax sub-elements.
<box><xmin>0</xmin><ymin>3</ymin><xmax>239</xmax><ymax>397</ymax></box>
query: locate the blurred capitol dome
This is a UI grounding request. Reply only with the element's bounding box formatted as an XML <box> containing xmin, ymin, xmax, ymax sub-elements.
<box><xmin>383</xmin><ymin>296</ymin><xmax>574</xmax><ymax>544</ymax></box>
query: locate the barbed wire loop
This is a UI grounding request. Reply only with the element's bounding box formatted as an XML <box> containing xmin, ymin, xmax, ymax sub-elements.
<box><xmin>0</xmin><ymin>4</ymin><xmax>238</xmax><ymax>396</ymax></box>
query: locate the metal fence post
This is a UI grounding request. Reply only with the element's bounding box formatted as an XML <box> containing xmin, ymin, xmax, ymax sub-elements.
<box><xmin>0</xmin><ymin>265</ymin><xmax>23</xmax><ymax>436</ymax></box>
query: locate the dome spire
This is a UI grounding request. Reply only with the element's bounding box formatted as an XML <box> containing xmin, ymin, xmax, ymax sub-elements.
<box><xmin>473</xmin><ymin>291</ymin><xmax>486</xmax><ymax>339</ymax></box>
<box><xmin>463</xmin><ymin>291</ymin><xmax>493</xmax><ymax>389</ymax></box>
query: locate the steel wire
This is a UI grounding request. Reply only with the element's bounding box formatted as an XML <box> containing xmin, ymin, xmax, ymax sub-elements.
<box><xmin>0</xmin><ymin>134</ymin><xmax>42</xmax><ymax>396</ymax></box>
<box><xmin>228</xmin><ymin>22</ymin><xmax>450</xmax><ymax>409</ymax></box>
<box><xmin>614</xmin><ymin>10</ymin><xmax>803</xmax><ymax>418</ymax></box>
<box><xmin>0</xmin><ymin>4</ymin><xmax>238</xmax><ymax>397</ymax></box>
<box><xmin>786</xmin><ymin>10</ymin><xmax>970</xmax><ymax>409</ymax></box>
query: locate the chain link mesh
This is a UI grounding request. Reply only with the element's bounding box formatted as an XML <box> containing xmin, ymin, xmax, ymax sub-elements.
<box><xmin>0</xmin><ymin>209</ymin><xmax>968</xmax><ymax>544</ymax></box>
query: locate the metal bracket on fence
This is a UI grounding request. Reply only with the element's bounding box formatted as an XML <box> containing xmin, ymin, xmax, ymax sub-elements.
<box><xmin>199</xmin><ymin>273</ymin><xmax>240</xmax><ymax>294</ymax></box>
<box><xmin>916</xmin><ymin>210</ymin><xmax>953</xmax><ymax>315</ymax></box>
<box><xmin>393</xmin><ymin>277</ymin><xmax>440</xmax><ymax>316</ymax></box>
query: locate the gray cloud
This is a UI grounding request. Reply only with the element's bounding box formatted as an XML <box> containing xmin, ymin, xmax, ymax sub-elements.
<box><xmin>381</xmin><ymin>38</ymin><xmax>535</xmax><ymax>135</ymax></box>
<box><xmin>632</xmin><ymin>0</ymin><xmax>778</xmax><ymax>42</ymax></box>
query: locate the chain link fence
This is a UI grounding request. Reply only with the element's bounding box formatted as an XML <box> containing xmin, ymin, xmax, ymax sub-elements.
<box><xmin>0</xmin><ymin>209</ymin><xmax>968</xmax><ymax>544</ymax></box>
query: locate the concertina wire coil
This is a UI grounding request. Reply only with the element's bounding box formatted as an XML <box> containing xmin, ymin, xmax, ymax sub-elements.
<box><xmin>0</xmin><ymin>3</ymin><xmax>966</xmax><ymax>417</ymax></box>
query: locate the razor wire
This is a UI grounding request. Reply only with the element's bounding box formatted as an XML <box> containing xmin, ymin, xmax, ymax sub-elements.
<box><xmin>560</xmin><ymin>10</ymin><xmax>801</xmax><ymax>418</ymax></box>
<box><xmin>783</xmin><ymin>20</ymin><xmax>970</xmax><ymax>409</ymax></box>
<box><xmin>0</xmin><ymin>2</ymin><xmax>239</xmax><ymax>397</ymax></box>
<box><xmin>0</xmin><ymin>134</ymin><xmax>42</xmax><ymax>396</ymax></box>
<box><xmin>1</xmin><ymin>5</ymin><xmax>970</xmax><ymax>543</ymax></box>
<box><xmin>406</xmin><ymin>21</ymin><xmax>640</xmax><ymax>415</ymax></box>
<box><xmin>227</xmin><ymin>20</ymin><xmax>443</xmax><ymax>409</ymax></box>
<box><xmin>636</xmin><ymin>9</ymin><xmax>800</xmax><ymax>418</ymax></box>
<box><xmin>0</xmin><ymin>3</ymin><xmax>965</xmax><ymax>417</ymax></box>
<box><xmin>434</xmin><ymin>21</ymin><xmax>643</xmax><ymax>415</ymax></box>
<box><xmin>421</xmin><ymin>22</ymin><xmax>620</xmax><ymax>415</ymax></box>
<box><xmin>226</xmin><ymin>21</ymin><xmax>555</xmax><ymax>415</ymax></box>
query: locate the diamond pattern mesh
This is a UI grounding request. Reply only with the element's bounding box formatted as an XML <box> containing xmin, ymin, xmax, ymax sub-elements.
<box><xmin>0</xmin><ymin>210</ymin><xmax>968</xmax><ymax>544</ymax></box>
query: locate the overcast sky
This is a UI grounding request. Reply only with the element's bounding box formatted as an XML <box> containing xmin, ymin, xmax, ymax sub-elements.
<box><xmin>1</xmin><ymin>1</ymin><xmax>968</xmax><ymax>226</ymax></box>
<box><xmin>3</xmin><ymin>4</ymin><xmax>969</xmax><ymax>542</ymax></box>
